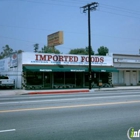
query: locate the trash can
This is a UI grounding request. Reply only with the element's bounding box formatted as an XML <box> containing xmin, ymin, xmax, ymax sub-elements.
<box><xmin>99</xmin><ymin>80</ymin><xmax>102</xmax><ymax>86</ymax></box>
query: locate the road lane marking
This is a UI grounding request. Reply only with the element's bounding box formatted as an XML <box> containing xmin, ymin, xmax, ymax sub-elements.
<box><xmin>0</xmin><ymin>129</ymin><xmax>16</xmax><ymax>133</ymax></box>
<box><xmin>0</xmin><ymin>94</ymin><xmax>140</xmax><ymax>105</ymax></box>
<box><xmin>0</xmin><ymin>100</ymin><xmax>140</xmax><ymax>113</ymax></box>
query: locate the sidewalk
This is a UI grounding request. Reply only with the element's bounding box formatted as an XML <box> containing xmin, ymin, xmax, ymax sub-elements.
<box><xmin>0</xmin><ymin>86</ymin><xmax>140</xmax><ymax>96</ymax></box>
<box><xmin>94</xmin><ymin>86</ymin><xmax>140</xmax><ymax>91</ymax></box>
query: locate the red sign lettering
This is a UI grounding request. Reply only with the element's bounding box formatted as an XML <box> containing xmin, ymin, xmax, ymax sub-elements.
<box><xmin>35</xmin><ymin>54</ymin><xmax>104</xmax><ymax>63</ymax></box>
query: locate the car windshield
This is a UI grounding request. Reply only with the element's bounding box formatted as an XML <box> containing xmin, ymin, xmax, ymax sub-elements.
<box><xmin>0</xmin><ymin>76</ymin><xmax>8</xmax><ymax>79</ymax></box>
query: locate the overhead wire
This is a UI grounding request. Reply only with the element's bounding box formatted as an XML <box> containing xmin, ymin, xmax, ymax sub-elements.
<box><xmin>1</xmin><ymin>0</ymin><xmax>140</xmax><ymax>53</ymax></box>
<box><xmin>100</xmin><ymin>3</ymin><xmax>140</xmax><ymax>14</ymax></box>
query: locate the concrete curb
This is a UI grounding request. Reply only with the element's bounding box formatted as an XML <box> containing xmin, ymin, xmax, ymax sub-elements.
<box><xmin>28</xmin><ymin>89</ymin><xmax>89</xmax><ymax>95</ymax></box>
<box><xmin>94</xmin><ymin>87</ymin><xmax>140</xmax><ymax>91</ymax></box>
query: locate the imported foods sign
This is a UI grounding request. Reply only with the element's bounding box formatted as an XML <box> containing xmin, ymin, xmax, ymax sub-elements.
<box><xmin>22</xmin><ymin>53</ymin><xmax>113</xmax><ymax>66</ymax></box>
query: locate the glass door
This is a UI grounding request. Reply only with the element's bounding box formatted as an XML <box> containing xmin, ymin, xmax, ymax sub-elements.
<box><xmin>43</xmin><ymin>72</ymin><xmax>51</xmax><ymax>88</ymax></box>
<box><xmin>75</xmin><ymin>73</ymin><xmax>83</xmax><ymax>88</ymax></box>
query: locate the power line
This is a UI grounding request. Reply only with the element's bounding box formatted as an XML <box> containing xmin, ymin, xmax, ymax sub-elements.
<box><xmin>0</xmin><ymin>34</ymin><xmax>140</xmax><ymax>55</ymax></box>
<box><xmin>0</xmin><ymin>35</ymin><xmax>72</xmax><ymax>51</ymax></box>
<box><xmin>100</xmin><ymin>3</ymin><xmax>140</xmax><ymax>14</ymax></box>
<box><xmin>1</xmin><ymin>23</ymin><xmax>140</xmax><ymax>41</ymax></box>
<box><xmin>17</xmin><ymin>0</ymin><xmax>140</xmax><ymax>15</ymax></box>
<box><xmin>97</xmin><ymin>9</ymin><xmax>140</xmax><ymax>20</ymax></box>
<box><xmin>0</xmin><ymin>35</ymin><xmax>45</xmax><ymax>46</ymax></box>
<box><xmin>98</xmin><ymin>4</ymin><xmax>140</xmax><ymax>18</ymax></box>
<box><xmin>1</xmin><ymin>0</ymin><xmax>138</xmax><ymax>20</ymax></box>
<box><xmin>18</xmin><ymin>0</ymin><xmax>79</xmax><ymax>7</ymax></box>
<box><xmin>16</xmin><ymin>0</ymin><xmax>140</xmax><ymax>19</ymax></box>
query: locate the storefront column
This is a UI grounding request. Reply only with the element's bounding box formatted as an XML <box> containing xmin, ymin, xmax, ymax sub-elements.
<box><xmin>43</xmin><ymin>72</ymin><xmax>44</xmax><ymax>88</ymax></box>
<box><xmin>83</xmin><ymin>73</ymin><xmax>85</xmax><ymax>87</ymax></box>
<box><xmin>119</xmin><ymin>71</ymin><xmax>124</xmax><ymax>84</ymax></box>
<box><xmin>52</xmin><ymin>72</ymin><xmax>54</xmax><ymax>89</ymax></box>
<box><xmin>64</xmin><ymin>72</ymin><xmax>65</xmax><ymax>85</ymax></box>
<box><xmin>75</xmin><ymin>73</ymin><xmax>76</xmax><ymax>86</ymax></box>
<box><xmin>137</xmin><ymin>71</ymin><xmax>140</xmax><ymax>85</ymax></box>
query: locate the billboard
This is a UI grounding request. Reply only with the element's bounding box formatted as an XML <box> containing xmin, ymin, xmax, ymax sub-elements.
<box><xmin>47</xmin><ymin>31</ymin><xmax>63</xmax><ymax>47</ymax></box>
<box><xmin>10</xmin><ymin>53</ymin><xmax>18</xmax><ymax>68</ymax></box>
<box><xmin>0</xmin><ymin>57</ymin><xmax>10</xmax><ymax>71</ymax></box>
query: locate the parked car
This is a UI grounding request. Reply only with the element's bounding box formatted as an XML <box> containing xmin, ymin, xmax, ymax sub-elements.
<box><xmin>0</xmin><ymin>75</ymin><xmax>15</xmax><ymax>89</ymax></box>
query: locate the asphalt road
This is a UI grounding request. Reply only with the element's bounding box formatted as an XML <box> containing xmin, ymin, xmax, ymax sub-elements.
<box><xmin>0</xmin><ymin>90</ymin><xmax>140</xmax><ymax>140</ymax></box>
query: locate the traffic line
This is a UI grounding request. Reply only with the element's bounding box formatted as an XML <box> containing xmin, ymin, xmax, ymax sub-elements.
<box><xmin>0</xmin><ymin>100</ymin><xmax>140</xmax><ymax>113</ymax></box>
<box><xmin>0</xmin><ymin>129</ymin><xmax>16</xmax><ymax>133</ymax></box>
<box><xmin>0</xmin><ymin>94</ymin><xmax>140</xmax><ymax>105</ymax></box>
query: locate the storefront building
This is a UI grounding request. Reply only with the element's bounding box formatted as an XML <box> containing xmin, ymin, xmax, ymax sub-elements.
<box><xmin>112</xmin><ymin>54</ymin><xmax>140</xmax><ymax>86</ymax></box>
<box><xmin>0</xmin><ymin>52</ymin><xmax>118</xmax><ymax>89</ymax></box>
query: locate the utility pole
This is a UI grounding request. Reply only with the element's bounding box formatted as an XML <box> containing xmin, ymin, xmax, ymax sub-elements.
<box><xmin>81</xmin><ymin>2</ymin><xmax>98</xmax><ymax>90</ymax></box>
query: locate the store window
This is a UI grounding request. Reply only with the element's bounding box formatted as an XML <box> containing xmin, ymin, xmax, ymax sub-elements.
<box><xmin>85</xmin><ymin>73</ymin><xmax>89</xmax><ymax>86</ymax></box>
<box><xmin>65</xmin><ymin>72</ymin><xmax>75</xmax><ymax>85</ymax></box>
<box><xmin>100</xmin><ymin>72</ymin><xmax>109</xmax><ymax>83</ymax></box>
<box><xmin>85</xmin><ymin>72</ymin><xmax>99</xmax><ymax>87</ymax></box>
<box><xmin>76</xmin><ymin>73</ymin><xmax>83</xmax><ymax>87</ymax></box>
<box><xmin>54</xmin><ymin>72</ymin><xmax>64</xmax><ymax>85</ymax></box>
<box><xmin>26</xmin><ymin>72</ymin><xmax>43</xmax><ymax>85</ymax></box>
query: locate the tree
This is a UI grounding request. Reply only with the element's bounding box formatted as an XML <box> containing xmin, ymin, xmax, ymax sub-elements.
<box><xmin>34</xmin><ymin>43</ymin><xmax>39</xmax><ymax>52</ymax></box>
<box><xmin>97</xmin><ymin>46</ymin><xmax>109</xmax><ymax>56</ymax></box>
<box><xmin>17</xmin><ymin>50</ymin><xmax>23</xmax><ymax>54</ymax></box>
<box><xmin>85</xmin><ymin>47</ymin><xmax>94</xmax><ymax>55</ymax></box>
<box><xmin>69</xmin><ymin>47</ymin><xmax>94</xmax><ymax>55</ymax></box>
<box><xmin>42</xmin><ymin>46</ymin><xmax>60</xmax><ymax>54</ymax></box>
<box><xmin>0</xmin><ymin>45</ymin><xmax>24</xmax><ymax>59</ymax></box>
<box><xmin>15</xmin><ymin>50</ymin><xmax>24</xmax><ymax>54</ymax></box>
<box><xmin>0</xmin><ymin>45</ymin><xmax>13</xmax><ymax>59</ymax></box>
<box><xmin>0</xmin><ymin>52</ymin><xmax>4</xmax><ymax>59</ymax></box>
<box><xmin>3</xmin><ymin>45</ymin><xmax>13</xmax><ymax>57</ymax></box>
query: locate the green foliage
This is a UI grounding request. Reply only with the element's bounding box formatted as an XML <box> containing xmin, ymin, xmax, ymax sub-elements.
<box><xmin>0</xmin><ymin>45</ymin><xmax>13</xmax><ymax>59</ymax></box>
<box><xmin>0</xmin><ymin>45</ymin><xmax>24</xmax><ymax>59</ymax></box>
<box><xmin>17</xmin><ymin>50</ymin><xmax>23</xmax><ymax>54</ymax></box>
<box><xmin>41</xmin><ymin>46</ymin><xmax>60</xmax><ymax>54</ymax></box>
<box><xmin>69</xmin><ymin>47</ymin><xmax>94</xmax><ymax>55</ymax></box>
<box><xmin>34</xmin><ymin>43</ymin><xmax>39</xmax><ymax>53</ymax></box>
<box><xmin>97</xmin><ymin>46</ymin><xmax>109</xmax><ymax>56</ymax></box>
<box><xmin>3</xmin><ymin>45</ymin><xmax>13</xmax><ymax>57</ymax></box>
<box><xmin>85</xmin><ymin>47</ymin><xmax>94</xmax><ymax>55</ymax></box>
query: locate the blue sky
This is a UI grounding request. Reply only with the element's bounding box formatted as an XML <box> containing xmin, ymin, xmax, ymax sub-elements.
<box><xmin>0</xmin><ymin>0</ymin><xmax>140</xmax><ymax>54</ymax></box>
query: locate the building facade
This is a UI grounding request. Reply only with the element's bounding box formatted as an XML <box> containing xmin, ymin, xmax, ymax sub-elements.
<box><xmin>112</xmin><ymin>54</ymin><xmax>140</xmax><ymax>86</ymax></box>
<box><xmin>0</xmin><ymin>52</ymin><xmax>118</xmax><ymax>89</ymax></box>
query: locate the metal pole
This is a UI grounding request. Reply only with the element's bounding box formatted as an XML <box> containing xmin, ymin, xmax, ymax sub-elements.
<box><xmin>81</xmin><ymin>2</ymin><xmax>98</xmax><ymax>90</ymax></box>
<box><xmin>88</xmin><ymin>5</ymin><xmax>92</xmax><ymax>90</ymax></box>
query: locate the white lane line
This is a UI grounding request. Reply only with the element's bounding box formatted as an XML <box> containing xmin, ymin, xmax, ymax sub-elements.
<box><xmin>0</xmin><ymin>91</ymin><xmax>139</xmax><ymax>101</ymax></box>
<box><xmin>0</xmin><ymin>129</ymin><xmax>16</xmax><ymax>133</ymax></box>
<box><xmin>0</xmin><ymin>94</ymin><xmax>140</xmax><ymax>105</ymax></box>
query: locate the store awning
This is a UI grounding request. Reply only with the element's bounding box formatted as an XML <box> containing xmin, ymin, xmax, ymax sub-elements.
<box><xmin>23</xmin><ymin>65</ymin><xmax>88</xmax><ymax>72</ymax></box>
<box><xmin>91</xmin><ymin>67</ymin><xmax>118</xmax><ymax>72</ymax></box>
<box><xmin>23</xmin><ymin>65</ymin><xmax>118</xmax><ymax>72</ymax></box>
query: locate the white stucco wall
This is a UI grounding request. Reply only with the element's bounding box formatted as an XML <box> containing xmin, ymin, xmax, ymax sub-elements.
<box><xmin>0</xmin><ymin>53</ymin><xmax>22</xmax><ymax>88</ymax></box>
<box><xmin>113</xmin><ymin>54</ymin><xmax>140</xmax><ymax>86</ymax></box>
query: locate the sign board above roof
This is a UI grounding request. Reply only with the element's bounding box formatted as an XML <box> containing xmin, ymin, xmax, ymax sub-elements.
<box><xmin>47</xmin><ymin>31</ymin><xmax>63</xmax><ymax>47</ymax></box>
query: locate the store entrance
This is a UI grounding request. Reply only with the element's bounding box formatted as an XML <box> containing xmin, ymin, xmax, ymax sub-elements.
<box><xmin>43</xmin><ymin>73</ymin><xmax>51</xmax><ymax>88</ymax></box>
<box><xmin>76</xmin><ymin>73</ymin><xmax>83</xmax><ymax>87</ymax></box>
